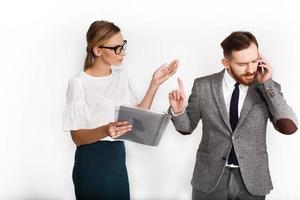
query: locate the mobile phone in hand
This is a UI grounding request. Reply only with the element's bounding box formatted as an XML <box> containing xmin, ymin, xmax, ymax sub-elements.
<box><xmin>258</xmin><ymin>62</ymin><xmax>264</xmax><ymax>74</ymax></box>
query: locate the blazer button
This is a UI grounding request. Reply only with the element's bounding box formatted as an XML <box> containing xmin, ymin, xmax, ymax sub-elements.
<box><xmin>222</xmin><ymin>157</ymin><xmax>226</xmax><ymax>161</ymax></box>
<box><xmin>232</xmin><ymin>136</ymin><xmax>239</xmax><ymax>140</ymax></box>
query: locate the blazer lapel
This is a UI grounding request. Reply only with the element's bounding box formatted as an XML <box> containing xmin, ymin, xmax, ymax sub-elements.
<box><xmin>211</xmin><ymin>70</ymin><xmax>232</xmax><ymax>132</ymax></box>
<box><xmin>235</xmin><ymin>83</ymin><xmax>256</xmax><ymax>132</ymax></box>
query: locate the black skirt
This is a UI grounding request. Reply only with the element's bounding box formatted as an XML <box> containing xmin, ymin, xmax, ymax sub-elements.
<box><xmin>72</xmin><ymin>141</ymin><xmax>130</xmax><ymax>200</ymax></box>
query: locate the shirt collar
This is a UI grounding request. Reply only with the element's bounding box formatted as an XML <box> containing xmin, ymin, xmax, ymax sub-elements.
<box><xmin>224</xmin><ymin>69</ymin><xmax>248</xmax><ymax>90</ymax></box>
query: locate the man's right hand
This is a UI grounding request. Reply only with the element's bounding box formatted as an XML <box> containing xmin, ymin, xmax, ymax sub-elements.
<box><xmin>169</xmin><ymin>78</ymin><xmax>187</xmax><ymax>114</ymax></box>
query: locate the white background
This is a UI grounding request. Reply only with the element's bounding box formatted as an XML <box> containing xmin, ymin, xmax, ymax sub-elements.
<box><xmin>0</xmin><ymin>0</ymin><xmax>299</xmax><ymax>199</ymax></box>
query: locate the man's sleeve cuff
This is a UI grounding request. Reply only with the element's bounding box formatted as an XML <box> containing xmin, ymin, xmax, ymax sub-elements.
<box><xmin>169</xmin><ymin>108</ymin><xmax>185</xmax><ymax>117</ymax></box>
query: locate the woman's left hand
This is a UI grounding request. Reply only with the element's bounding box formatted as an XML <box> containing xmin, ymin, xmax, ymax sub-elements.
<box><xmin>151</xmin><ymin>59</ymin><xmax>179</xmax><ymax>87</ymax></box>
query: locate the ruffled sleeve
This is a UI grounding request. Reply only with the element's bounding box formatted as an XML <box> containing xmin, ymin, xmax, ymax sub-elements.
<box><xmin>63</xmin><ymin>77</ymin><xmax>91</xmax><ymax>131</ymax></box>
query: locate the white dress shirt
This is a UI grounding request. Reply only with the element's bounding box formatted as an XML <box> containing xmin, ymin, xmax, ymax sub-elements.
<box><xmin>223</xmin><ymin>69</ymin><xmax>248</xmax><ymax>119</ymax></box>
<box><xmin>223</xmin><ymin>69</ymin><xmax>248</xmax><ymax>167</ymax></box>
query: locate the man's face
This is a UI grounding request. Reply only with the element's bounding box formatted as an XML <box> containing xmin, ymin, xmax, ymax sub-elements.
<box><xmin>223</xmin><ymin>42</ymin><xmax>259</xmax><ymax>85</ymax></box>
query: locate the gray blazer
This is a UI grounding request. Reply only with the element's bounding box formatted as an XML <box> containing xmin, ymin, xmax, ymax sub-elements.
<box><xmin>171</xmin><ymin>70</ymin><xmax>298</xmax><ymax>196</ymax></box>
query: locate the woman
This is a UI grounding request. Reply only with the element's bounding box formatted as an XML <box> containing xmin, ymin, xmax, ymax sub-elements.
<box><xmin>63</xmin><ymin>20</ymin><xmax>178</xmax><ymax>199</ymax></box>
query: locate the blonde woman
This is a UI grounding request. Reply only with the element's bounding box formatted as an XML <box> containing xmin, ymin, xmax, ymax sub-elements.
<box><xmin>63</xmin><ymin>20</ymin><xmax>178</xmax><ymax>199</ymax></box>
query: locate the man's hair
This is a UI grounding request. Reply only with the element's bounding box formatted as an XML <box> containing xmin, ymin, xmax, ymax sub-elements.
<box><xmin>220</xmin><ymin>31</ymin><xmax>258</xmax><ymax>59</ymax></box>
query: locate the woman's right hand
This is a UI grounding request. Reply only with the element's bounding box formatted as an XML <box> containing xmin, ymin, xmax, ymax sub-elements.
<box><xmin>105</xmin><ymin>121</ymin><xmax>132</xmax><ymax>139</ymax></box>
<box><xmin>150</xmin><ymin>59</ymin><xmax>178</xmax><ymax>87</ymax></box>
<box><xmin>169</xmin><ymin>78</ymin><xmax>187</xmax><ymax>114</ymax></box>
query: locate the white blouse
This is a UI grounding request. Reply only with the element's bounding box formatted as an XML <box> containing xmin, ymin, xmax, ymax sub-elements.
<box><xmin>63</xmin><ymin>67</ymin><xmax>138</xmax><ymax>141</ymax></box>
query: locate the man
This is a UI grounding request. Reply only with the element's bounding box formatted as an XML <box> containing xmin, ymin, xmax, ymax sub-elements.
<box><xmin>169</xmin><ymin>31</ymin><xmax>298</xmax><ymax>200</ymax></box>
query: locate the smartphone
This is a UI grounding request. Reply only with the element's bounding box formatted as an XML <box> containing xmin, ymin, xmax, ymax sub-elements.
<box><xmin>258</xmin><ymin>62</ymin><xmax>264</xmax><ymax>74</ymax></box>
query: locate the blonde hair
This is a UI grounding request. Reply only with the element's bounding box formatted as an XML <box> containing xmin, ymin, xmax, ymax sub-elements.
<box><xmin>84</xmin><ymin>20</ymin><xmax>121</xmax><ymax>70</ymax></box>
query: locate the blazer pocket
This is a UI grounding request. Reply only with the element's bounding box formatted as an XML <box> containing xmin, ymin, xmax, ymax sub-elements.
<box><xmin>252</xmin><ymin>102</ymin><xmax>268</xmax><ymax>110</ymax></box>
<box><xmin>197</xmin><ymin>147</ymin><xmax>210</xmax><ymax>155</ymax></box>
<box><xmin>249</xmin><ymin>103</ymin><xmax>269</xmax><ymax>118</ymax></box>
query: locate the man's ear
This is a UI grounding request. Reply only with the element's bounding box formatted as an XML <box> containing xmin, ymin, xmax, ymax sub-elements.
<box><xmin>221</xmin><ymin>58</ymin><xmax>229</xmax><ymax>69</ymax></box>
<box><xmin>93</xmin><ymin>47</ymin><xmax>102</xmax><ymax>57</ymax></box>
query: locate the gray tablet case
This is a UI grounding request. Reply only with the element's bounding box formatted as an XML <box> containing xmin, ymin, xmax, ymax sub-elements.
<box><xmin>115</xmin><ymin>105</ymin><xmax>171</xmax><ymax>146</ymax></box>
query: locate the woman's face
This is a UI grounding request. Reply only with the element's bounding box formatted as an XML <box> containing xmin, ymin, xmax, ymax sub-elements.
<box><xmin>99</xmin><ymin>32</ymin><xmax>126</xmax><ymax>66</ymax></box>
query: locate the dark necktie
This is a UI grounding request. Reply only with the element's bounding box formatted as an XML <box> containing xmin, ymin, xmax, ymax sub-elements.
<box><xmin>228</xmin><ymin>82</ymin><xmax>239</xmax><ymax>165</ymax></box>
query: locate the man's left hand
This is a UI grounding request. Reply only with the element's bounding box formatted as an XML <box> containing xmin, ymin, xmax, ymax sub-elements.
<box><xmin>255</xmin><ymin>54</ymin><xmax>272</xmax><ymax>83</ymax></box>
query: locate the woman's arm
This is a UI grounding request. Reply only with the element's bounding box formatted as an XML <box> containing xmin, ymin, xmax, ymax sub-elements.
<box><xmin>71</xmin><ymin>121</ymin><xmax>132</xmax><ymax>146</ymax></box>
<box><xmin>137</xmin><ymin>60</ymin><xmax>178</xmax><ymax>109</ymax></box>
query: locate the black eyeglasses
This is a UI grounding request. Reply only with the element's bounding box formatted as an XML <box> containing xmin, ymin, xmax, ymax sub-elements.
<box><xmin>99</xmin><ymin>40</ymin><xmax>127</xmax><ymax>55</ymax></box>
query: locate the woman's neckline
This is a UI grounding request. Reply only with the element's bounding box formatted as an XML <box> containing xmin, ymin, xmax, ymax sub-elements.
<box><xmin>81</xmin><ymin>70</ymin><xmax>113</xmax><ymax>80</ymax></box>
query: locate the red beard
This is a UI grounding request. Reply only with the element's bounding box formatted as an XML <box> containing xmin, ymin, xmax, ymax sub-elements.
<box><xmin>230</xmin><ymin>69</ymin><xmax>257</xmax><ymax>85</ymax></box>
